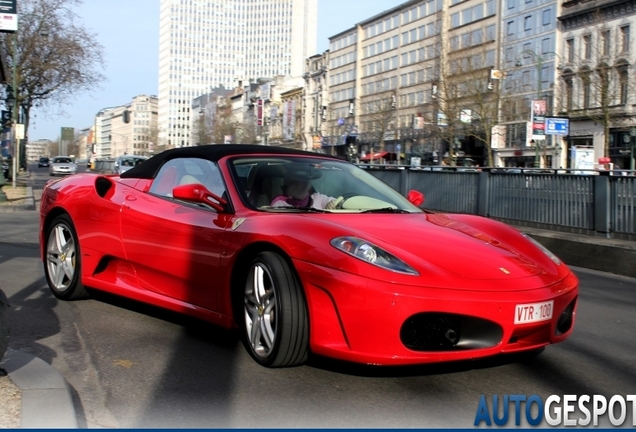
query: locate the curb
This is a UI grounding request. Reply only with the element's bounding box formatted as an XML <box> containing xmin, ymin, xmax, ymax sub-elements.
<box><xmin>0</xmin><ymin>174</ymin><xmax>35</xmax><ymax>212</ymax></box>
<box><xmin>0</xmin><ymin>348</ymin><xmax>78</xmax><ymax>428</ymax></box>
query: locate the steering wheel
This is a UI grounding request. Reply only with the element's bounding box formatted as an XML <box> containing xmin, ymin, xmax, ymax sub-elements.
<box><xmin>335</xmin><ymin>193</ymin><xmax>359</xmax><ymax>209</ymax></box>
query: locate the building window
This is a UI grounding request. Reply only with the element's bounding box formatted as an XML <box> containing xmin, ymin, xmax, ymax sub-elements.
<box><xmin>541</xmin><ymin>37</ymin><xmax>551</xmax><ymax>53</ymax></box>
<box><xmin>507</xmin><ymin>0</ymin><xmax>515</xmax><ymax>9</ymax></box>
<box><xmin>583</xmin><ymin>34</ymin><xmax>591</xmax><ymax>60</ymax></box>
<box><xmin>472</xmin><ymin>28</ymin><xmax>483</xmax><ymax>45</ymax></box>
<box><xmin>450</xmin><ymin>36</ymin><xmax>459</xmax><ymax>51</ymax></box>
<box><xmin>451</xmin><ymin>12</ymin><xmax>459</xmax><ymax>28</ymax></box>
<box><xmin>524</xmin><ymin>16</ymin><xmax>532</xmax><ymax>31</ymax></box>
<box><xmin>566</xmin><ymin>38</ymin><xmax>574</xmax><ymax>62</ymax></box>
<box><xmin>462</xmin><ymin>32</ymin><xmax>471</xmax><ymax>48</ymax></box>
<box><xmin>486</xmin><ymin>24</ymin><xmax>496</xmax><ymax>41</ymax></box>
<box><xmin>619</xmin><ymin>68</ymin><xmax>628</xmax><ymax>104</ymax></box>
<box><xmin>507</xmin><ymin>21</ymin><xmax>515</xmax><ymax>36</ymax></box>
<box><xmin>486</xmin><ymin>0</ymin><xmax>495</xmax><ymax>15</ymax></box>
<box><xmin>473</xmin><ymin>3</ymin><xmax>483</xmax><ymax>20</ymax></box>
<box><xmin>462</xmin><ymin>8</ymin><xmax>472</xmax><ymax>25</ymax></box>
<box><xmin>542</xmin><ymin>9</ymin><xmax>551</xmax><ymax>26</ymax></box>
<box><xmin>620</xmin><ymin>25</ymin><xmax>630</xmax><ymax>53</ymax></box>
<box><xmin>582</xmin><ymin>74</ymin><xmax>591</xmax><ymax>109</ymax></box>
<box><xmin>601</xmin><ymin>30</ymin><xmax>610</xmax><ymax>56</ymax></box>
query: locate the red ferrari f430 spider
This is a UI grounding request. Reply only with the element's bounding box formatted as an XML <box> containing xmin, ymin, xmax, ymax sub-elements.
<box><xmin>39</xmin><ymin>145</ymin><xmax>578</xmax><ymax>367</ymax></box>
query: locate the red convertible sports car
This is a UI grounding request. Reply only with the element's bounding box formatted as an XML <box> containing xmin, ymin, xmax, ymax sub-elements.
<box><xmin>39</xmin><ymin>145</ymin><xmax>578</xmax><ymax>367</ymax></box>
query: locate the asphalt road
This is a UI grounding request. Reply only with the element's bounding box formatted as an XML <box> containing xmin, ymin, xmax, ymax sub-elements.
<box><xmin>0</xmin><ymin>165</ymin><xmax>634</xmax><ymax>428</ymax></box>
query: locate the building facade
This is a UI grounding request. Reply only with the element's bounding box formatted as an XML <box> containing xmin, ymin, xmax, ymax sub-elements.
<box><xmin>94</xmin><ymin>95</ymin><xmax>158</xmax><ymax>159</ymax></box>
<box><xmin>25</xmin><ymin>139</ymin><xmax>54</xmax><ymax>161</ymax></box>
<box><xmin>558</xmin><ymin>0</ymin><xmax>636</xmax><ymax>169</ymax></box>
<box><xmin>495</xmin><ymin>0</ymin><xmax>561</xmax><ymax>168</ymax></box>
<box><xmin>303</xmin><ymin>52</ymin><xmax>329</xmax><ymax>151</ymax></box>
<box><xmin>158</xmin><ymin>0</ymin><xmax>317</xmax><ymax>148</ymax></box>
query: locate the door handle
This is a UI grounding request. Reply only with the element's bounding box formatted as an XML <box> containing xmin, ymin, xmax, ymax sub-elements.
<box><xmin>125</xmin><ymin>195</ymin><xmax>137</xmax><ymax>201</ymax></box>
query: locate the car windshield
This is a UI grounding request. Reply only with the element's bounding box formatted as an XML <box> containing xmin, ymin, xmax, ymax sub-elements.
<box><xmin>40</xmin><ymin>157</ymin><xmax>49</xmax><ymax>161</ymax></box>
<box><xmin>53</xmin><ymin>158</ymin><xmax>72</xmax><ymax>164</ymax></box>
<box><xmin>120</xmin><ymin>157</ymin><xmax>146</xmax><ymax>167</ymax></box>
<box><xmin>230</xmin><ymin>156</ymin><xmax>422</xmax><ymax>213</ymax></box>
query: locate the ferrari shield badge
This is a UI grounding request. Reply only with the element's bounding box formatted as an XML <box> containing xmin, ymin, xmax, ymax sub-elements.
<box><xmin>231</xmin><ymin>218</ymin><xmax>246</xmax><ymax>231</ymax></box>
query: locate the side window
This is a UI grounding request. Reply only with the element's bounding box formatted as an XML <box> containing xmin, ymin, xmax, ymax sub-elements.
<box><xmin>149</xmin><ymin>158</ymin><xmax>226</xmax><ymax>199</ymax></box>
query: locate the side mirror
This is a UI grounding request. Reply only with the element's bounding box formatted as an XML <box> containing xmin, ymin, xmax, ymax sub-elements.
<box><xmin>407</xmin><ymin>189</ymin><xmax>425</xmax><ymax>207</ymax></box>
<box><xmin>172</xmin><ymin>183</ymin><xmax>228</xmax><ymax>212</ymax></box>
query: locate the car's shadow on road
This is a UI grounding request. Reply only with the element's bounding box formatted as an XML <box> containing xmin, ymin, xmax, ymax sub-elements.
<box><xmin>87</xmin><ymin>288</ymin><xmax>547</xmax><ymax>379</ymax></box>
<box><xmin>85</xmin><ymin>289</ymin><xmax>240</xmax><ymax>347</ymax></box>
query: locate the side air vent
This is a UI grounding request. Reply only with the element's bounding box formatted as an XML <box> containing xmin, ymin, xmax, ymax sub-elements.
<box><xmin>95</xmin><ymin>177</ymin><xmax>113</xmax><ymax>198</ymax></box>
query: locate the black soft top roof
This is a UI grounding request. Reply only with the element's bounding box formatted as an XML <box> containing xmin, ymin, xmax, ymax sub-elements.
<box><xmin>120</xmin><ymin>144</ymin><xmax>337</xmax><ymax>179</ymax></box>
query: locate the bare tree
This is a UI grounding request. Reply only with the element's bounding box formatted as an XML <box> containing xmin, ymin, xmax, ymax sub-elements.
<box><xmin>1</xmin><ymin>0</ymin><xmax>105</xmax><ymax>145</ymax></box>
<box><xmin>433</xmin><ymin>42</ymin><xmax>504</xmax><ymax>166</ymax></box>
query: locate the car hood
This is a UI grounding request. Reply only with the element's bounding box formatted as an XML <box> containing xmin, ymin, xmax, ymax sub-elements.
<box><xmin>296</xmin><ymin>212</ymin><xmax>556</xmax><ymax>282</ymax></box>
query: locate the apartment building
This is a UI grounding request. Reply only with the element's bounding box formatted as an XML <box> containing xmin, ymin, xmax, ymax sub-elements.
<box><xmin>302</xmin><ymin>52</ymin><xmax>329</xmax><ymax>151</ymax></box>
<box><xmin>94</xmin><ymin>95</ymin><xmax>158</xmax><ymax>159</ymax></box>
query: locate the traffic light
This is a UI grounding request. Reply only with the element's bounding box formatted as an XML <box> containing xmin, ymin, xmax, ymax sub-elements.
<box><xmin>122</xmin><ymin>110</ymin><xmax>130</xmax><ymax>123</ymax></box>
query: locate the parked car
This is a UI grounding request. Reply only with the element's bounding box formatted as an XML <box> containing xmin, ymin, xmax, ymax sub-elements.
<box><xmin>113</xmin><ymin>155</ymin><xmax>147</xmax><ymax>175</ymax></box>
<box><xmin>1</xmin><ymin>159</ymin><xmax>8</xmax><ymax>179</ymax></box>
<box><xmin>49</xmin><ymin>156</ymin><xmax>77</xmax><ymax>176</ymax></box>
<box><xmin>39</xmin><ymin>145</ymin><xmax>579</xmax><ymax>368</ymax></box>
<box><xmin>38</xmin><ymin>157</ymin><xmax>50</xmax><ymax>168</ymax></box>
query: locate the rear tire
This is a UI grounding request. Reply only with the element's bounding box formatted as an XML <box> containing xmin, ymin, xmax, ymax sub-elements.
<box><xmin>44</xmin><ymin>214</ymin><xmax>89</xmax><ymax>300</ymax></box>
<box><xmin>240</xmin><ymin>251</ymin><xmax>308</xmax><ymax>367</ymax></box>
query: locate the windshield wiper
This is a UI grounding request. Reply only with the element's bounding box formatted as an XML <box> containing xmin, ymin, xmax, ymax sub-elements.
<box><xmin>361</xmin><ymin>207</ymin><xmax>411</xmax><ymax>214</ymax></box>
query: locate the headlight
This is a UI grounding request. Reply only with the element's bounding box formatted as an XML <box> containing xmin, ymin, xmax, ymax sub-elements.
<box><xmin>522</xmin><ymin>233</ymin><xmax>561</xmax><ymax>266</ymax></box>
<box><xmin>331</xmin><ymin>236</ymin><xmax>419</xmax><ymax>275</ymax></box>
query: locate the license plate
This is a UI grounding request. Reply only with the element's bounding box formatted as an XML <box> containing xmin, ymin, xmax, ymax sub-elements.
<box><xmin>514</xmin><ymin>300</ymin><xmax>553</xmax><ymax>324</ymax></box>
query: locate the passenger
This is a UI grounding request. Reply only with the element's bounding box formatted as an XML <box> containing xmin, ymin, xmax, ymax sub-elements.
<box><xmin>271</xmin><ymin>163</ymin><xmax>338</xmax><ymax>210</ymax></box>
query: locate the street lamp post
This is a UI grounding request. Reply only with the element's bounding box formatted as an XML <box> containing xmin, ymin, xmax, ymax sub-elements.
<box><xmin>516</xmin><ymin>50</ymin><xmax>561</xmax><ymax>168</ymax></box>
<box><xmin>9</xmin><ymin>35</ymin><xmax>19</xmax><ymax>188</ymax></box>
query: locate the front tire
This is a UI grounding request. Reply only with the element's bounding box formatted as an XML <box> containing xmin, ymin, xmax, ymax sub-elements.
<box><xmin>241</xmin><ymin>251</ymin><xmax>308</xmax><ymax>367</ymax></box>
<box><xmin>44</xmin><ymin>215</ymin><xmax>89</xmax><ymax>300</ymax></box>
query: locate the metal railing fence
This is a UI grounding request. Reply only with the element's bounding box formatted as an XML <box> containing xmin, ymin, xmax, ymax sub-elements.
<box><xmin>362</xmin><ymin>166</ymin><xmax>636</xmax><ymax>238</ymax></box>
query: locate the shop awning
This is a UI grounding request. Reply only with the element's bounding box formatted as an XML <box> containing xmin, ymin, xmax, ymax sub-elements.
<box><xmin>359</xmin><ymin>151</ymin><xmax>397</xmax><ymax>161</ymax></box>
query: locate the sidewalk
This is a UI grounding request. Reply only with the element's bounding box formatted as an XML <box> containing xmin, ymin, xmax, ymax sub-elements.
<box><xmin>0</xmin><ymin>171</ymin><xmax>78</xmax><ymax>427</ymax></box>
<box><xmin>0</xmin><ymin>349</ymin><xmax>78</xmax><ymax>428</ymax></box>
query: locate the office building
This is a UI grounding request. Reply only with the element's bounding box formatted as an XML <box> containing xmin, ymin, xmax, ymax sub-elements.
<box><xmin>158</xmin><ymin>0</ymin><xmax>317</xmax><ymax>148</ymax></box>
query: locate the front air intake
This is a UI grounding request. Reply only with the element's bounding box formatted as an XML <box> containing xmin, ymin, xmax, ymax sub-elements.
<box><xmin>400</xmin><ymin>312</ymin><xmax>503</xmax><ymax>352</ymax></box>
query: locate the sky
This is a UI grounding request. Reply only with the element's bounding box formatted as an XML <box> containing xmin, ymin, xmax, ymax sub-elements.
<box><xmin>28</xmin><ymin>0</ymin><xmax>401</xmax><ymax>141</ymax></box>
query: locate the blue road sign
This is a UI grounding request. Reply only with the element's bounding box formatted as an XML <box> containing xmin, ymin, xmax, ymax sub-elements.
<box><xmin>545</xmin><ymin>117</ymin><xmax>569</xmax><ymax>136</ymax></box>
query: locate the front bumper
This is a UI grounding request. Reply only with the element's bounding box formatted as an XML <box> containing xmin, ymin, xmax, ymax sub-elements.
<box><xmin>50</xmin><ymin>168</ymin><xmax>76</xmax><ymax>176</ymax></box>
<box><xmin>295</xmin><ymin>260</ymin><xmax>578</xmax><ymax>365</ymax></box>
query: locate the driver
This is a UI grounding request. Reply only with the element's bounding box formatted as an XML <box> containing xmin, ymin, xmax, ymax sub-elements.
<box><xmin>271</xmin><ymin>163</ymin><xmax>339</xmax><ymax>210</ymax></box>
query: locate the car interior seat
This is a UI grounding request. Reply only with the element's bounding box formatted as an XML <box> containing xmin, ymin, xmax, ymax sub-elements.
<box><xmin>179</xmin><ymin>174</ymin><xmax>201</xmax><ymax>186</ymax></box>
